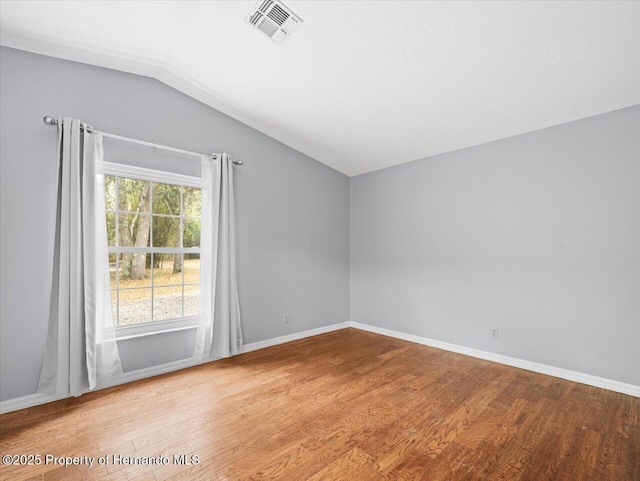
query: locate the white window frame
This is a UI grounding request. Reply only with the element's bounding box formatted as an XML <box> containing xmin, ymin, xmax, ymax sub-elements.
<box><xmin>103</xmin><ymin>162</ymin><xmax>202</xmax><ymax>340</ymax></box>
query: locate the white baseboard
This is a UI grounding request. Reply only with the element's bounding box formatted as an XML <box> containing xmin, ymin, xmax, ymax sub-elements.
<box><xmin>102</xmin><ymin>322</ymin><xmax>351</xmax><ymax>388</ymax></box>
<box><xmin>242</xmin><ymin>322</ymin><xmax>351</xmax><ymax>353</ymax></box>
<box><xmin>118</xmin><ymin>358</ymin><xmax>198</xmax><ymax>385</ymax></box>
<box><xmin>3</xmin><ymin>320</ymin><xmax>636</xmax><ymax>414</ymax></box>
<box><xmin>349</xmin><ymin>321</ymin><xmax>640</xmax><ymax>398</ymax></box>
<box><xmin>0</xmin><ymin>392</ymin><xmax>65</xmax><ymax>415</ymax></box>
<box><xmin>0</xmin><ymin>322</ymin><xmax>350</xmax><ymax>414</ymax></box>
<box><xmin>0</xmin><ymin>361</ymin><xmax>200</xmax><ymax>415</ymax></box>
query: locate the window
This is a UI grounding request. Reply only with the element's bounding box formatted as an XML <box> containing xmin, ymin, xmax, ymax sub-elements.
<box><xmin>103</xmin><ymin>162</ymin><xmax>202</xmax><ymax>338</ymax></box>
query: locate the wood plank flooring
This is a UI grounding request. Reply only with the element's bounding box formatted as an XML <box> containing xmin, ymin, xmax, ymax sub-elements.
<box><xmin>1</xmin><ymin>328</ymin><xmax>638</xmax><ymax>480</ymax></box>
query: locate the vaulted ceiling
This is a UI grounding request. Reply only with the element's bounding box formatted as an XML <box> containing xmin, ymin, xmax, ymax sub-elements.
<box><xmin>1</xmin><ymin>1</ymin><xmax>638</xmax><ymax>176</ymax></box>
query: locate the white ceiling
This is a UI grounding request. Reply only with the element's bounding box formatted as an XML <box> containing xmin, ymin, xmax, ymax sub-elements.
<box><xmin>1</xmin><ymin>1</ymin><xmax>639</xmax><ymax>176</ymax></box>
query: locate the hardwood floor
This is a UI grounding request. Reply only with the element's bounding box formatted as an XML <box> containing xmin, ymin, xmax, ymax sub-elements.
<box><xmin>1</xmin><ymin>328</ymin><xmax>638</xmax><ymax>480</ymax></box>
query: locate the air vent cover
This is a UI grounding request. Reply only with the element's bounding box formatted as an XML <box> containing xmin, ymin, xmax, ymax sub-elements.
<box><xmin>245</xmin><ymin>0</ymin><xmax>303</xmax><ymax>45</ymax></box>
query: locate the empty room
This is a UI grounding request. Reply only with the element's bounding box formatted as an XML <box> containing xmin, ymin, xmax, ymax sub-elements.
<box><xmin>0</xmin><ymin>1</ymin><xmax>638</xmax><ymax>480</ymax></box>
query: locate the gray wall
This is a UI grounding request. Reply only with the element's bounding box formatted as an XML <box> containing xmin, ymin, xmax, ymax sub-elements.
<box><xmin>351</xmin><ymin>105</ymin><xmax>640</xmax><ymax>386</ymax></box>
<box><xmin>0</xmin><ymin>47</ymin><xmax>350</xmax><ymax>401</ymax></box>
<box><xmin>2</xmin><ymin>46</ymin><xmax>638</xmax><ymax>403</ymax></box>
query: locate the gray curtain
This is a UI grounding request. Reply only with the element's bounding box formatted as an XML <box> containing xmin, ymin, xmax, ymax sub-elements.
<box><xmin>193</xmin><ymin>153</ymin><xmax>243</xmax><ymax>361</ymax></box>
<box><xmin>38</xmin><ymin>117</ymin><xmax>122</xmax><ymax>396</ymax></box>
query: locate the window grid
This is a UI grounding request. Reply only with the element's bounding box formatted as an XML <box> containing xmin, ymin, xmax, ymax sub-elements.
<box><xmin>114</xmin><ymin>177</ymin><xmax>120</xmax><ymax>325</ymax></box>
<box><xmin>150</xmin><ymin>183</ymin><xmax>154</xmax><ymax>322</ymax></box>
<box><xmin>114</xmin><ymin>283</ymin><xmax>199</xmax><ymax>292</ymax></box>
<box><xmin>180</xmin><ymin>186</ymin><xmax>184</xmax><ymax>318</ymax></box>
<box><xmin>106</xmin><ymin>173</ymin><xmax>201</xmax><ymax>328</ymax></box>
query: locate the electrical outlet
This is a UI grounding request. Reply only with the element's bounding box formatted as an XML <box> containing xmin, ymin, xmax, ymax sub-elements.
<box><xmin>284</xmin><ymin>313</ymin><xmax>290</xmax><ymax>324</ymax></box>
<box><xmin>491</xmin><ymin>327</ymin><xmax>499</xmax><ymax>339</ymax></box>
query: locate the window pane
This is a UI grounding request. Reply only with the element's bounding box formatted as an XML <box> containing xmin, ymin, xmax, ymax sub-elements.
<box><xmin>183</xmin><ymin>187</ymin><xmax>202</xmax><ymax>218</ymax></box>
<box><xmin>184</xmin><ymin>284</ymin><xmax>200</xmax><ymax>317</ymax></box>
<box><xmin>152</xmin><ymin>215</ymin><xmax>180</xmax><ymax>247</ymax></box>
<box><xmin>106</xmin><ymin>212</ymin><xmax>116</xmax><ymax>246</ymax></box>
<box><xmin>118</xmin><ymin>288</ymin><xmax>152</xmax><ymax>326</ymax></box>
<box><xmin>183</xmin><ymin>219</ymin><xmax>201</xmax><ymax>248</ymax></box>
<box><xmin>106</xmin><ymin>176</ymin><xmax>204</xmax><ymax>330</ymax></box>
<box><xmin>184</xmin><ymin>254</ymin><xmax>200</xmax><ymax>284</ymax></box>
<box><xmin>152</xmin><ymin>182</ymin><xmax>181</xmax><ymax>216</ymax></box>
<box><xmin>118</xmin><ymin>178</ymin><xmax>150</xmax><ymax>214</ymax></box>
<box><xmin>153</xmin><ymin>253</ymin><xmax>184</xmax><ymax>286</ymax></box>
<box><xmin>117</xmin><ymin>253</ymin><xmax>151</xmax><ymax>287</ymax></box>
<box><xmin>153</xmin><ymin>285</ymin><xmax>183</xmax><ymax>321</ymax></box>
<box><xmin>105</xmin><ymin>175</ymin><xmax>116</xmax><ymax>211</ymax></box>
<box><xmin>118</xmin><ymin>214</ymin><xmax>151</xmax><ymax>247</ymax></box>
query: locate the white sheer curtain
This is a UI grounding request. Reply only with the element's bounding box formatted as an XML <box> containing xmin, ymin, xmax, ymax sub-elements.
<box><xmin>193</xmin><ymin>153</ymin><xmax>243</xmax><ymax>361</ymax></box>
<box><xmin>38</xmin><ymin>117</ymin><xmax>123</xmax><ymax>396</ymax></box>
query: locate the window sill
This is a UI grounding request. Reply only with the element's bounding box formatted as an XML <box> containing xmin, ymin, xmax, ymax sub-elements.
<box><xmin>114</xmin><ymin>317</ymin><xmax>199</xmax><ymax>341</ymax></box>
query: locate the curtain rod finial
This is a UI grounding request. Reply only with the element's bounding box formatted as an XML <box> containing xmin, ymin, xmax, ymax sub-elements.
<box><xmin>43</xmin><ymin>116</ymin><xmax>57</xmax><ymax>126</ymax></box>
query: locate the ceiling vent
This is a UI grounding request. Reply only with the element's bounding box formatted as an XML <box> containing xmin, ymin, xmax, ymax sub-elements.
<box><xmin>245</xmin><ymin>0</ymin><xmax>303</xmax><ymax>45</ymax></box>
